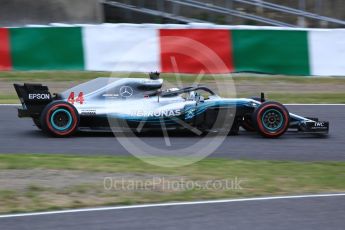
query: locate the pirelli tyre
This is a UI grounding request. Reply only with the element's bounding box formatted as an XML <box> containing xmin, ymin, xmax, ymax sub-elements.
<box><xmin>32</xmin><ymin>118</ymin><xmax>42</xmax><ymax>130</ymax></box>
<box><xmin>253</xmin><ymin>101</ymin><xmax>289</xmax><ymax>138</ymax></box>
<box><xmin>40</xmin><ymin>101</ymin><xmax>79</xmax><ymax>137</ymax></box>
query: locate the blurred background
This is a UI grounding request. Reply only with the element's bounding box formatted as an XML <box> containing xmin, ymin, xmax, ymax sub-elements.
<box><xmin>0</xmin><ymin>1</ymin><xmax>344</xmax><ymax>224</ymax></box>
<box><xmin>1</xmin><ymin>0</ymin><xmax>345</xmax><ymax>28</ymax></box>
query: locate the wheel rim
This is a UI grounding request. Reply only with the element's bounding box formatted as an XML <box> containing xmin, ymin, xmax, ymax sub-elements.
<box><xmin>50</xmin><ymin>109</ymin><xmax>73</xmax><ymax>131</ymax></box>
<box><xmin>261</xmin><ymin>109</ymin><xmax>284</xmax><ymax>131</ymax></box>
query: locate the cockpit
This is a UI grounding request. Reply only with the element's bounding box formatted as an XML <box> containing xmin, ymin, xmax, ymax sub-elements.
<box><xmin>60</xmin><ymin>72</ymin><xmax>217</xmax><ymax>102</ymax></box>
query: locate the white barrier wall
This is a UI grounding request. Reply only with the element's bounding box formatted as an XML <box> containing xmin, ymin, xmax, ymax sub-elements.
<box><xmin>1</xmin><ymin>23</ymin><xmax>345</xmax><ymax>76</ymax></box>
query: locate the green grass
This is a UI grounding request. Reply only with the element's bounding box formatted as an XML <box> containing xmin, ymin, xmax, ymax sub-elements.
<box><xmin>0</xmin><ymin>96</ymin><xmax>18</xmax><ymax>104</ymax></box>
<box><xmin>0</xmin><ymin>154</ymin><xmax>344</xmax><ymax>214</ymax></box>
<box><xmin>0</xmin><ymin>71</ymin><xmax>218</xmax><ymax>83</ymax></box>
<box><xmin>1</xmin><ymin>71</ymin><xmax>345</xmax><ymax>104</ymax></box>
<box><xmin>1</xmin><ymin>71</ymin><xmax>345</xmax><ymax>84</ymax></box>
<box><xmin>0</xmin><ymin>71</ymin><xmax>111</xmax><ymax>81</ymax></box>
<box><xmin>237</xmin><ymin>92</ymin><xmax>345</xmax><ymax>104</ymax></box>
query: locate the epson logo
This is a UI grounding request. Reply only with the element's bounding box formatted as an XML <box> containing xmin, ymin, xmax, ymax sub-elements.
<box><xmin>28</xmin><ymin>94</ymin><xmax>50</xmax><ymax>100</ymax></box>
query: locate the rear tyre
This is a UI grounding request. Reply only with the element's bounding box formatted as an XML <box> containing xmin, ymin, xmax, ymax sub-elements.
<box><xmin>32</xmin><ymin>118</ymin><xmax>42</xmax><ymax>130</ymax></box>
<box><xmin>40</xmin><ymin>101</ymin><xmax>79</xmax><ymax>137</ymax></box>
<box><xmin>253</xmin><ymin>101</ymin><xmax>289</xmax><ymax>138</ymax></box>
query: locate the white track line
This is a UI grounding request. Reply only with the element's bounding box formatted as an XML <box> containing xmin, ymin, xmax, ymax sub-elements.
<box><xmin>0</xmin><ymin>193</ymin><xmax>344</xmax><ymax>219</ymax></box>
<box><xmin>285</xmin><ymin>104</ymin><xmax>345</xmax><ymax>106</ymax></box>
<box><xmin>0</xmin><ymin>104</ymin><xmax>20</xmax><ymax>106</ymax></box>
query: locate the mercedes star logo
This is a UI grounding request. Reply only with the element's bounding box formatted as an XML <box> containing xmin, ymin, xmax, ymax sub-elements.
<box><xmin>119</xmin><ymin>86</ymin><xmax>133</xmax><ymax>97</ymax></box>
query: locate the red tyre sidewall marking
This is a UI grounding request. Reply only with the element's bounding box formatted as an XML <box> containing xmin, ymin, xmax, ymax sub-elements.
<box><xmin>46</xmin><ymin>104</ymin><xmax>78</xmax><ymax>136</ymax></box>
<box><xmin>256</xmin><ymin>104</ymin><xmax>289</xmax><ymax>137</ymax></box>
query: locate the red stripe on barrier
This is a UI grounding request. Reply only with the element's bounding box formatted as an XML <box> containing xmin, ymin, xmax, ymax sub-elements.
<box><xmin>159</xmin><ymin>29</ymin><xmax>233</xmax><ymax>74</ymax></box>
<box><xmin>0</xmin><ymin>28</ymin><xmax>12</xmax><ymax>70</ymax></box>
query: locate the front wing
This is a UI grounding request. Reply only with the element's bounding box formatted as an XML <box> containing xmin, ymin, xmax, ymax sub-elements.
<box><xmin>297</xmin><ymin>120</ymin><xmax>329</xmax><ymax>134</ymax></box>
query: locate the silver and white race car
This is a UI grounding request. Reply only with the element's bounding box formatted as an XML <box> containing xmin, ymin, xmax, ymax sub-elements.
<box><xmin>14</xmin><ymin>72</ymin><xmax>329</xmax><ymax>137</ymax></box>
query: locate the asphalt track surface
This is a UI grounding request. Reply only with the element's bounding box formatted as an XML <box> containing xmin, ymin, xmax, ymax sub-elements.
<box><xmin>0</xmin><ymin>105</ymin><xmax>344</xmax><ymax>161</ymax></box>
<box><xmin>0</xmin><ymin>195</ymin><xmax>344</xmax><ymax>230</ymax></box>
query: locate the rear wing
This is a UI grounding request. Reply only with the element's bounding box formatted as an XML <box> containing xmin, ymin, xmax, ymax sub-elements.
<box><xmin>14</xmin><ymin>83</ymin><xmax>53</xmax><ymax>118</ymax></box>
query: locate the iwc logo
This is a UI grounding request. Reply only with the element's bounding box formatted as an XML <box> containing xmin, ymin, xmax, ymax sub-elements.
<box><xmin>119</xmin><ymin>86</ymin><xmax>133</xmax><ymax>98</ymax></box>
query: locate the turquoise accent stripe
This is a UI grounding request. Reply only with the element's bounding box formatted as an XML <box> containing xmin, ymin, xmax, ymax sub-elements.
<box><xmin>50</xmin><ymin>109</ymin><xmax>72</xmax><ymax>131</ymax></box>
<box><xmin>261</xmin><ymin>109</ymin><xmax>283</xmax><ymax>131</ymax></box>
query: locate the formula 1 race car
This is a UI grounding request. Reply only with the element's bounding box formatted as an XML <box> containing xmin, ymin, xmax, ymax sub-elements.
<box><xmin>14</xmin><ymin>72</ymin><xmax>329</xmax><ymax>137</ymax></box>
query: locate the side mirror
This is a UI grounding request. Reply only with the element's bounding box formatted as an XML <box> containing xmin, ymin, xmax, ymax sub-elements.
<box><xmin>261</xmin><ymin>92</ymin><xmax>265</xmax><ymax>102</ymax></box>
<box><xmin>149</xmin><ymin>71</ymin><xmax>160</xmax><ymax>80</ymax></box>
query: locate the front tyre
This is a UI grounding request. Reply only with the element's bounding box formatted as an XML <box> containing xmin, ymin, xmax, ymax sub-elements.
<box><xmin>253</xmin><ymin>102</ymin><xmax>289</xmax><ymax>138</ymax></box>
<box><xmin>40</xmin><ymin>101</ymin><xmax>79</xmax><ymax>137</ymax></box>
